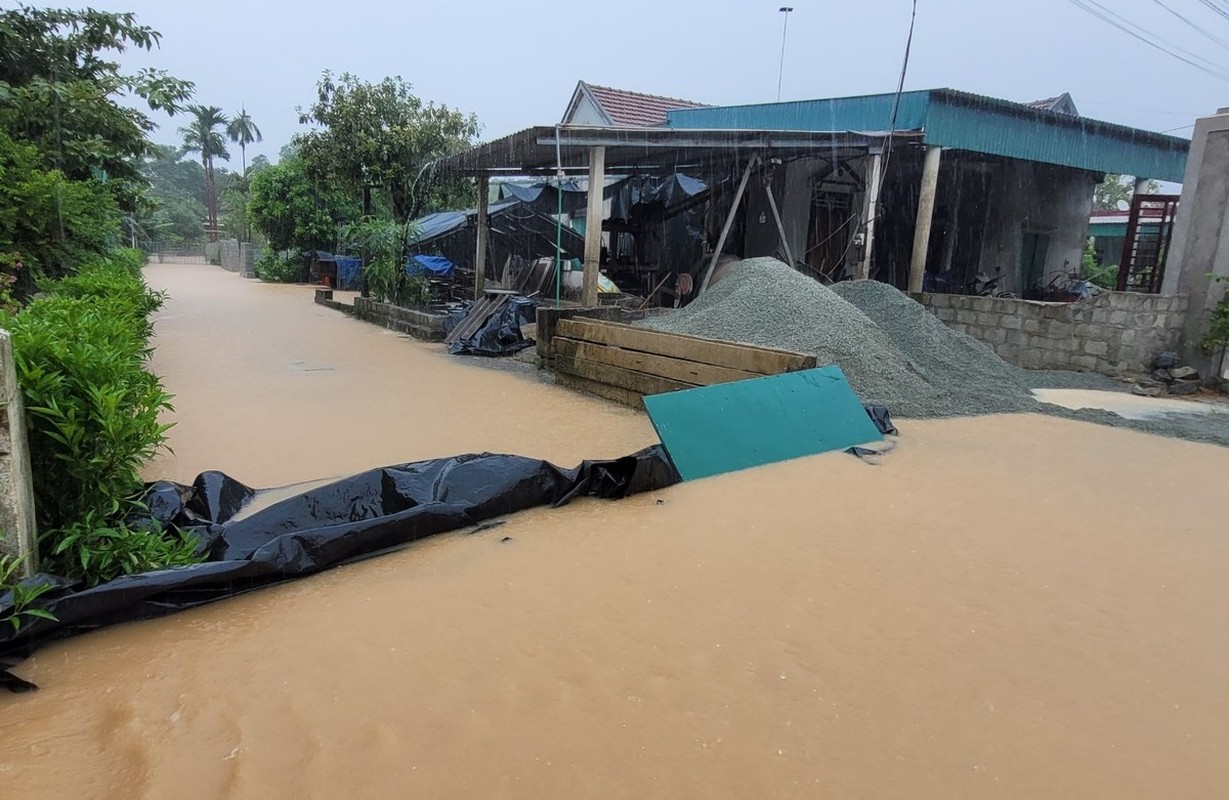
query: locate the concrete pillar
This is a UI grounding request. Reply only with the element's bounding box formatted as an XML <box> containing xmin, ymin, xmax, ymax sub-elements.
<box><xmin>474</xmin><ymin>173</ymin><xmax>490</xmax><ymax>300</ymax></box>
<box><xmin>0</xmin><ymin>330</ymin><xmax>38</xmax><ymax>576</ymax></box>
<box><xmin>582</xmin><ymin>146</ymin><xmax>606</xmax><ymax>307</ymax></box>
<box><xmin>1161</xmin><ymin>108</ymin><xmax>1229</xmax><ymax>375</ymax></box>
<box><xmin>855</xmin><ymin>150</ymin><xmax>883</xmax><ymax>280</ymax></box>
<box><xmin>1134</xmin><ymin>176</ymin><xmax>1151</xmax><ymax>196</ymax></box>
<box><xmin>909</xmin><ymin>146</ymin><xmax>942</xmax><ymax>293</ymax></box>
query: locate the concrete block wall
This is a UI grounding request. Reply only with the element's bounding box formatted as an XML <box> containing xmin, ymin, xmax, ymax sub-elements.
<box><xmin>917</xmin><ymin>292</ymin><xmax>1188</xmax><ymax>376</ymax></box>
<box><xmin>352</xmin><ymin>297</ymin><xmax>446</xmax><ymax>341</ymax></box>
<box><xmin>217</xmin><ymin>240</ymin><xmax>261</xmax><ymax>276</ymax></box>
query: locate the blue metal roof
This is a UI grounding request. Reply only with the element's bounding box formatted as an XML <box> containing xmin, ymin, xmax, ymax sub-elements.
<box><xmin>666</xmin><ymin>88</ymin><xmax>1189</xmax><ymax>182</ymax></box>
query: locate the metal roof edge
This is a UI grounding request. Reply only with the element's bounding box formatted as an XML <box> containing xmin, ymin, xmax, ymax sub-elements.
<box><xmin>927</xmin><ymin>88</ymin><xmax>1189</xmax><ymax>150</ymax></box>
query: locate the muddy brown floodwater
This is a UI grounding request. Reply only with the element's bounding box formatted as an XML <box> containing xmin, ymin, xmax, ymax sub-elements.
<box><xmin>4</xmin><ymin>263</ymin><xmax>1229</xmax><ymax>798</ymax></box>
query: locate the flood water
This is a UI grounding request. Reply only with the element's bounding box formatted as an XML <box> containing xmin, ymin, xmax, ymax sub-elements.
<box><xmin>4</xmin><ymin>263</ymin><xmax>1229</xmax><ymax>798</ymax></box>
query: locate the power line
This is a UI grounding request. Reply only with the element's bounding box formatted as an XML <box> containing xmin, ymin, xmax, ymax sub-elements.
<box><xmin>1082</xmin><ymin>0</ymin><xmax>1229</xmax><ymax>73</ymax></box>
<box><xmin>1162</xmin><ymin>122</ymin><xmax>1196</xmax><ymax>133</ymax></box>
<box><xmin>830</xmin><ymin>0</ymin><xmax>917</xmax><ymax>273</ymax></box>
<box><xmin>1065</xmin><ymin>0</ymin><xmax>1229</xmax><ymax>82</ymax></box>
<box><xmin>1150</xmin><ymin>0</ymin><xmax>1229</xmax><ymax>50</ymax></box>
<box><xmin>1197</xmin><ymin>0</ymin><xmax>1229</xmax><ymax>23</ymax></box>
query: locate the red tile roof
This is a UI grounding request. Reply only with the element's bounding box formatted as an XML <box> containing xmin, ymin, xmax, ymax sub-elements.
<box><xmin>583</xmin><ymin>83</ymin><xmax>710</xmax><ymax>127</ymax></box>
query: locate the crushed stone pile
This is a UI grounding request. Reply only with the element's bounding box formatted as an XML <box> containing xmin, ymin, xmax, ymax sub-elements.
<box><xmin>830</xmin><ymin>279</ymin><xmax>1037</xmax><ymax>416</ymax></box>
<box><xmin>639</xmin><ymin>258</ymin><xmax>1036</xmax><ymax>418</ymax></box>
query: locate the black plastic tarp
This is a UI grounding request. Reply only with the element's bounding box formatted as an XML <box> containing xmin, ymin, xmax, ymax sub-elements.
<box><xmin>448</xmin><ymin>296</ymin><xmax>537</xmax><ymax>357</ymax></box>
<box><xmin>1</xmin><ymin>446</ymin><xmax>679</xmax><ymax>691</ymax></box>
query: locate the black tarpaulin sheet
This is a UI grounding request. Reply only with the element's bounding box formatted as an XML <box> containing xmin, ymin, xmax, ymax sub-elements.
<box><xmin>448</xmin><ymin>295</ymin><xmax>537</xmax><ymax>357</ymax></box>
<box><xmin>1</xmin><ymin>446</ymin><xmax>680</xmax><ymax>690</ymax></box>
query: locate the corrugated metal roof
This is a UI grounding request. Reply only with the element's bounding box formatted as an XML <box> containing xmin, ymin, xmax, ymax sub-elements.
<box><xmin>582</xmin><ymin>82</ymin><xmax>710</xmax><ymax>127</ymax></box>
<box><xmin>666</xmin><ymin>88</ymin><xmax>1189</xmax><ymax>182</ymax></box>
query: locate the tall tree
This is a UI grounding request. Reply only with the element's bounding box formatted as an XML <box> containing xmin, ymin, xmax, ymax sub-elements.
<box><xmin>294</xmin><ymin>72</ymin><xmax>480</xmax><ymax>221</ymax></box>
<box><xmin>248</xmin><ymin>154</ymin><xmax>360</xmax><ymax>252</ymax></box>
<box><xmin>1094</xmin><ymin>174</ymin><xmax>1161</xmax><ymax>211</ymax></box>
<box><xmin>180</xmin><ymin>105</ymin><xmax>229</xmax><ymax>241</ymax></box>
<box><xmin>0</xmin><ymin>6</ymin><xmax>192</xmax><ymax>277</ymax></box>
<box><xmin>226</xmin><ymin>107</ymin><xmax>262</xmax><ymax>175</ymax></box>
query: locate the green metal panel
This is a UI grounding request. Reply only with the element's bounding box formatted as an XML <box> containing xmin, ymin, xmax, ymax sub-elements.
<box><xmin>1089</xmin><ymin>222</ymin><xmax>1128</xmax><ymax>237</ymax></box>
<box><xmin>924</xmin><ymin>92</ymin><xmax>1188</xmax><ymax>182</ymax></box>
<box><xmin>666</xmin><ymin>91</ymin><xmax>932</xmax><ymax>133</ymax></box>
<box><xmin>642</xmin><ymin>366</ymin><xmax>882</xmax><ymax>481</ymax></box>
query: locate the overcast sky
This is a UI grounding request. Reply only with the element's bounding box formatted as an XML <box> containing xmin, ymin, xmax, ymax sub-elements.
<box><xmin>87</xmin><ymin>0</ymin><xmax>1228</xmax><ymax>164</ymax></box>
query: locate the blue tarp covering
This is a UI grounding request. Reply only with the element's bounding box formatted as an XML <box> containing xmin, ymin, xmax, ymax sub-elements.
<box><xmin>335</xmin><ymin>256</ymin><xmax>363</xmax><ymax>290</ymax></box>
<box><xmin>414</xmin><ymin>199</ymin><xmax>520</xmax><ymax>245</ymax></box>
<box><xmin>407</xmin><ymin>254</ymin><xmax>455</xmax><ymax>276</ymax></box>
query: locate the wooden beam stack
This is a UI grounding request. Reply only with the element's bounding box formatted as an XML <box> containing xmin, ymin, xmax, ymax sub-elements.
<box><xmin>553</xmin><ymin>319</ymin><xmax>817</xmax><ymax>407</ymax></box>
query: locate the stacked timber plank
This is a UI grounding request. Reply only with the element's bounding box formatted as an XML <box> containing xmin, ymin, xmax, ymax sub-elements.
<box><xmin>444</xmin><ymin>291</ymin><xmax>518</xmax><ymax>347</ymax></box>
<box><xmin>553</xmin><ymin>319</ymin><xmax>817</xmax><ymax>407</ymax></box>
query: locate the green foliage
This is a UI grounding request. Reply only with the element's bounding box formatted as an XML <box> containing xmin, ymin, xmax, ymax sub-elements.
<box><xmin>294</xmin><ymin>71</ymin><xmax>480</xmax><ymax>220</ymax></box>
<box><xmin>1082</xmin><ymin>238</ymin><xmax>1118</xmax><ymax>290</ymax></box>
<box><xmin>0</xmin><ymin>554</ymin><xmax>57</xmax><ymax>632</ymax></box>
<box><xmin>254</xmin><ymin>250</ymin><xmax>302</xmax><ymax>283</ymax></box>
<box><xmin>1200</xmin><ymin>275</ymin><xmax>1229</xmax><ymax>357</ymax></box>
<box><xmin>5</xmin><ymin>252</ymin><xmax>192</xmax><ymax>585</ymax></box>
<box><xmin>134</xmin><ymin>144</ymin><xmax>207</xmax><ymax>246</ymax></box>
<box><xmin>1093</xmin><ymin>174</ymin><xmax>1161</xmax><ymax>211</ymax></box>
<box><xmin>0</xmin><ymin>129</ymin><xmax>120</xmax><ymax>280</ymax></box>
<box><xmin>180</xmin><ymin>105</ymin><xmax>230</xmax><ymax>239</ymax></box>
<box><xmin>0</xmin><ymin>6</ymin><xmax>194</xmax><ymax>212</ymax></box>
<box><xmin>340</xmin><ymin>216</ymin><xmax>421</xmax><ymax>304</ymax></box>
<box><xmin>249</xmin><ymin>155</ymin><xmax>358</xmax><ymax>251</ymax></box>
<box><xmin>226</xmin><ymin>107</ymin><xmax>262</xmax><ymax>175</ymax></box>
<box><xmin>43</xmin><ymin>515</ymin><xmax>199</xmax><ymax>587</ymax></box>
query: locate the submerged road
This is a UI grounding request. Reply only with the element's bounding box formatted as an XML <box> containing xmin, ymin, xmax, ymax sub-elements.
<box><xmin>4</xmin><ymin>263</ymin><xmax>1229</xmax><ymax>799</ymax></box>
<box><xmin>138</xmin><ymin>262</ymin><xmax>656</xmax><ymax>486</ymax></box>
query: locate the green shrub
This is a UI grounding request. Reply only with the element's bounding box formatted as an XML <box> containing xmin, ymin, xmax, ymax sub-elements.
<box><xmin>254</xmin><ymin>250</ymin><xmax>302</xmax><ymax>283</ymax></box>
<box><xmin>0</xmin><ymin>553</ymin><xmax>57</xmax><ymax>631</ymax></box>
<box><xmin>43</xmin><ymin>515</ymin><xmax>200</xmax><ymax>586</ymax></box>
<box><xmin>5</xmin><ymin>252</ymin><xmax>201</xmax><ymax>585</ymax></box>
<box><xmin>1082</xmin><ymin>238</ymin><xmax>1119</xmax><ymax>290</ymax></box>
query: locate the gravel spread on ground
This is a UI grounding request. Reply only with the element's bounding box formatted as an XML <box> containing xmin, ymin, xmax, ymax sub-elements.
<box><xmin>636</xmin><ymin>258</ymin><xmax>1229</xmax><ymax>445</ymax></box>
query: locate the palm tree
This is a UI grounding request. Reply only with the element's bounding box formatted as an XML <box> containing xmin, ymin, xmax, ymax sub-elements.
<box><xmin>226</xmin><ymin>107</ymin><xmax>263</xmax><ymax>176</ymax></box>
<box><xmin>180</xmin><ymin>105</ymin><xmax>230</xmax><ymax>242</ymax></box>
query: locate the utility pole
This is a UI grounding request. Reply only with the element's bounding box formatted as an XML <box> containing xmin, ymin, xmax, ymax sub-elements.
<box><xmin>777</xmin><ymin>7</ymin><xmax>794</xmax><ymax>102</ymax></box>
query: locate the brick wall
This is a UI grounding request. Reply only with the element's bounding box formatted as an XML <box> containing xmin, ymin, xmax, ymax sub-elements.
<box><xmin>917</xmin><ymin>291</ymin><xmax>1188</xmax><ymax>376</ymax></box>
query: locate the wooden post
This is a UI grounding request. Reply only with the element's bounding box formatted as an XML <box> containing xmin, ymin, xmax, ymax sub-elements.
<box><xmin>856</xmin><ymin>149</ymin><xmax>883</xmax><ymax>280</ymax></box>
<box><xmin>699</xmin><ymin>156</ymin><xmax>759</xmax><ymax>293</ymax></box>
<box><xmin>0</xmin><ymin>331</ymin><xmax>38</xmax><ymax>576</ymax></box>
<box><xmin>764</xmin><ymin>179</ymin><xmax>795</xmax><ymax>268</ymax></box>
<box><xmin>582</xmin><ymin>146</ymin><xmax>606</xmax><ymax>307</ymax></box>
<box><xmin>474</xmin><ymin>173</ymin><xmax>490</xmax><ymax>300</ymax></box>
<box><xmin>908</xmin><ymin>145</ymin><xmax>942</xmax><ymax>293</ymax></box>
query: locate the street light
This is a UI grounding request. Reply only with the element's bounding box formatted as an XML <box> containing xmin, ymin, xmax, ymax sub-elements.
<box><xmin>777</xmin><ymin>6</ymin><xmax>794</xmax><ymax>102</ymax></box>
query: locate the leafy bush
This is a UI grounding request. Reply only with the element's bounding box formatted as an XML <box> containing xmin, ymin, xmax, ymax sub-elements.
<box><xmin>1200</xmin><ymin>275</ymin><xmax>1229</xmax><ymax>366</ymax></box>
<box><xmin>5</xmin><ymin>252</ymin><xmax>201</xmax><ymax>585</ymax></box>
<box><xmin>0</xmin><ymin>553</ymin><xmax>57</xmax><ymax>632</ymax></box>
<box><xmin>0</xmin><ymin>130</ymin><xmax>121</xmax><ymax>282</ymax></box>
<box><xmin>254</xmin><ymin>250</ymin><xmax>302</xmax><ymax>283</ymax></box>
<box><xmin>340</xmin><ymin>217</ymin><xmax>428</xmax><ymax>305</ymax></box>
<box><xmin>44</xmin><ymin>515</ymin><xmax>199</xmax><ymax>586</ymax></box>
<box><xmin>1082</xmin><ymin>238</ymin><xmax>1119</xmax><ymax>290</ymax></box>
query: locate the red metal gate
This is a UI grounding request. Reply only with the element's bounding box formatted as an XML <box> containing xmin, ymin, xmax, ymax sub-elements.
<box><xmin>1116</xmin><ymin>194</ymin><xmax>1179</xmax><ymax>293</ymax></box>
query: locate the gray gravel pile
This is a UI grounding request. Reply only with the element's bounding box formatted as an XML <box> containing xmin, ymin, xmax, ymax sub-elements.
<box><xmin>830</xmin><ymin>280</ymin><xmax>1035</xmax><ymax>415</ymax></box>
<box><xmin>640</xmin><ymin>258</ymin><xmax>1034</xmax><ymax>417</ymax></box>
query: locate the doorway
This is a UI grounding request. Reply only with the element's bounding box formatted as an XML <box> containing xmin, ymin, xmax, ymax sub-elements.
<box><xmin>1020</xmin><ymin>231</ymin><xmax>1050</xmax><ymax>296</ymax></box>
